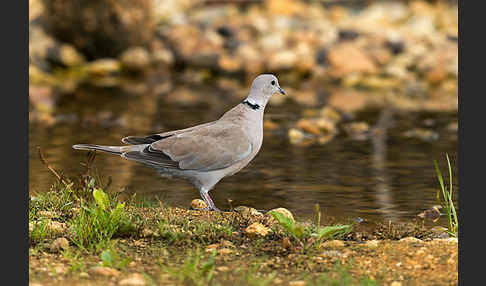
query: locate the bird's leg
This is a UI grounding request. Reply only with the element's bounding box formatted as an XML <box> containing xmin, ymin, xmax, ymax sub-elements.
<box><xmin>200</xmin><ymin>189</ymin><xmax>221</xmax><ymax>212</ymax></box>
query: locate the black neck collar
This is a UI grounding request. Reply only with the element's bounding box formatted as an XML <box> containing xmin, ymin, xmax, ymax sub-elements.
<box><xmin>242</xmin><ymin>100</ymin><xmax>260</xmax><ymax>110</ymax></box>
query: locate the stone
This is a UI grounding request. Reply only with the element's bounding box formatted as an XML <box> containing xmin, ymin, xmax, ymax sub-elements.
<box><xmin>281</xmin><ymin>237</ymin><xmax>292</xmax><ymax>249</ymax></box>
<box><xmin>92</xmin><ymin>266</ymin><xmax>121</xmax><ymax>277</ymax></box>
<box><xmin>43</xmin><ymin>0</ymin><xmax>155</xmax><ymax>59</ymax></box>
<box><xmin>119</xmin><ymin>273</ymin><xmax>147</xmax><ymax>286</ymax></box>
<box><xmin>288</xmin><ymin>128</ymin><xmax>305</xmax><ymax>144</ymax></box>
<box><xmin>84</xmin><ymin>59</ymin><xmax>121</xmax><ymax>77</ymax></box>
<box><xmin>320</xmin><ymin>107</ymin><xmax>342</xmax><ymax>123</ymax></box>
<box><xmin>342</xmin><ymin>122</ymin><xmax>370</xmax><ymax>139</ymax></box>
<box><xmin>46</xmin><ymin>220</ymin><xmax>67</xmax><ymax>235</ymax></box>
<box><xmin>152</xmin><ymin>48</ymin><xmax>174</xmax><ymax>67</ymax></box>
<box><xmin>191</xmin><ymin>199</ymin><xmax>207</xmax><ymax>210</ymax></box>
<box><xmin>120</xmin><ymin>47</ymin><xmax>151</xmax><ymax>73</ymax></box>
<box><xmin>49</xmin><ymin>237</ymin><xmax>69</xmax><ymax>253</ymax></box>
<box><xmin>399</xmin><ymin>237</ymin><xmax>422</xmax><ymax>243</ymax></box>
<box><xmin>216</xmin><ymin>266</ymin><xmax>230</xmax><ymax>272</ymax></box>
<box><xmin>402</xmin><ymin>128</ymin><xmax>439</xmax><ymax>141</ymax></box>
<box><xmin>234</xmin><ymin>206</ymin><xmax>263</xmax><ymax>217</ymax></box>
<box><xmin>218</xmin><ymin>54</ymin><xmax>242</xmax><ymax>72</ymax></box>
<box><xmin>289</xmin><ymin>281</ymin><xmax>306</xmax><ymax>286</ymax></box>
<box><xmin>364</xmin><ymin>240</ymin><xmax>379</xmax><ymax>248</ymax></box>
<box><xmin>320</xmin><ymin>240</ymin><xmax>345</xmax><ymax>248</ymax></box>
<box><xmin>296</xmin><ymin>119</ymin><xmax>321</xmax><ymax>136</ymax></box>
<box><xmin>245</xmin><ymin>222</ymin><xmax>271</xmax><ymax>238</ymax></box>
<box><xmin>327</xmin><ymin>43</ymin><xmax>377</xmax><ymax>77</ymax></box>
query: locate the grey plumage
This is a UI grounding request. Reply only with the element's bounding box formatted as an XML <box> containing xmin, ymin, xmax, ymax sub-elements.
<box><xmin>73</xmin><ymin>74</ymin><xmax>285</xmax><ymax>211</ymax></box>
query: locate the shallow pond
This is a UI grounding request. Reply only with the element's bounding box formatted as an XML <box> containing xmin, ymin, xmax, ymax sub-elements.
<box><xmin>29</xmin><ymin>76</ymin><xmax>458</xmax><ymax>224</ymax></box>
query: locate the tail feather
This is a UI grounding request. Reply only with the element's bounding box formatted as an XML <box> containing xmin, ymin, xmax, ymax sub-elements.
<box><xmin>72</xmin><ymin>144</ymin><xmax>144</xmax><ymax>155</ymax></box>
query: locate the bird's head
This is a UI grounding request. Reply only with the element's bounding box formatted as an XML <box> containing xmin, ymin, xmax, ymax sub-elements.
<box><xmin>245</xmin><ymin>74</ymin><xmax>285</xmax><ymax>109</ymax></box>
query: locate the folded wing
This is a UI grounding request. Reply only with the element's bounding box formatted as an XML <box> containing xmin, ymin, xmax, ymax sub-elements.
<box><xmin>122</xmin><ymin>124</ymin><xmax>252</xmax><ymax>172</ymax></box>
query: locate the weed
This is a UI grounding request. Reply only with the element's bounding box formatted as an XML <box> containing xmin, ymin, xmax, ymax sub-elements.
<box><xmin>307</xmin><ymin>262</ymin><xmax>378</xmax><ymax>286</ymax></box>
<box><xmin>434</xmin><ymin>153</ymin><xmax>458</xmax><ymax>237</ymax></box>
<box><xmin>237</xmin><ymin>265</ymin><xmax>276</xmax><ymax>286</ymax></box>
<box><xmin>70</xmin><ymin>188</ymin><xmax>133</xmax><ymax>252</ymax></box>
<box><xmin>29</xmin><ymin>218</ymin><xmax>49</xmax><ymax>246</ymax></box>
<box><xmin>163</xmin><ymin>250</ymin><xmax>217</xmax><ymax>286</ymax></box>
<box><xmin>99</xmin><ymin>245</ymin><xmax>131</xmax><ymax>269</ymax></box>
<box><xmin>269</xmin><ymin>204</ymin><xmax>352</xmax><ymax>252</ymax></box>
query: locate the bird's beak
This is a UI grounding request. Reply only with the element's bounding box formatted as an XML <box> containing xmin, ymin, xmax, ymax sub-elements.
<box><xmin>278</xmin><ymin>86</ymin><xmax>286</xmax><ymax>95</ymax></box>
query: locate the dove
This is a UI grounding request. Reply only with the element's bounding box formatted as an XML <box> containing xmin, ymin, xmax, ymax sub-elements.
<box><xmin>73</xmin><ymin>74</ymin><xmax>286</xmax><ymax>211</ymax></box>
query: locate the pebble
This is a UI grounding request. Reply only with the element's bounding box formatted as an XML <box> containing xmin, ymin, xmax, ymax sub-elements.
<box><xmin>289</xmin><ymin>281</ymin><xmax>307</xmax><ymax>286</ymax></box>
<box><xmin>288</xmin><ymin>128</ymin><xmax>305</xmax><ymax>144</ymax></box>
<box><xmin>119</xmin><ymin>273</ymin><xmax>148</xmax><ymax>286</ymax></box>
<box><xmin>399</xmin><ymin>237</ymin><xmax>423</xmax><ymax>243</ymax></box>
<box><xmin>234</xmin><ymin>206</ymin><xmax>263</xmax><ymax>217</ymax></box>
<box><xmin>190</xmin><ymin>199</ymin><xmax>207</xmax><ymax>210</ymax></box>
<box><xmin>120</xmin><ymin>47</ymin><xmax>151</xmax><ymax>73</ymax></box>
<box><xmin>49</xmin><ymin>237</ymin><xmax>69</xmax><ymax>253</ymax></box>
<box><xmin>364</xmin><ymin>240</ymin><xmax>380</xmax><ymax>248</ymax></box>
<box><xmin>245</xmin><ymin>222</ymin><xmax>271</xmax><ymax>238</ymax></box>
<box><xmin>320</xmin><ymin>240</ymin><xmax>345</xmax><ymax>248</ymax></box>
<box><xmin>92</xmin><ymin>266</ymin><xmax>121</xmax><ymax>277</ymax></box>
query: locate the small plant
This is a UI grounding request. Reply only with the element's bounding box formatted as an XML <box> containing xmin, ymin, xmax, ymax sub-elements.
<box><xmin>70</xmin><ymin>188</ymin><xmax>132</xmax><ymax>252</ymax></box>
<box><xmin>269</xmin><ymin>205</ymin><xmax>352</xmax><ymax>252</ymax></box>
<box><xmin>29</xmin><ymin>219</ymin><xmax>49</xmax><ymax>246</ymax></box>
<box><xmin>99</xmin><ymin>246</ymin><xmax>131</xmax><ymax>269</ymax></box>
<box><xmin>163</xmin><ymin>250</ymin><xmax>217</xmax><ymax>286</ymax></box>
<box><xmin>434</xmin><ymin>153</ymin><xmax>458</xmax><ymax>237</ymax></box>
<box><xmin>237</xmin><ymin>265</ymin><xmax>277</xmax><ymax>286</ymax></box>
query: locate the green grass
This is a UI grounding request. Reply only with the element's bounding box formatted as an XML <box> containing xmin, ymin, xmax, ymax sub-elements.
<box><xmin>434</xmin><ymin>153</ymin><xmax>458</xmax><ymax>237</ymax></box>
<box><xmin>162</xmin><ymin>250</ymin><xmax>217</xmax><ymax>286</ymax></box>
<box><xmin>269</xmin><ymin>204</ymin><xmax>352</xmax><ymax>252</ymax></box>
<box><xmin>99</xmin><ymin>245</ymin><xmax>131</xmax><ymax>269</ymax></box>
<box><xmin>157</xmin><ymin>212</ymin><xmax>234</xmax><ymax>246</ymax></box>
<box><xmin>307</xmin><ymin>262</ymin><xmax>379</xmax><ymax>286</ymax></box>
<box><xmin>29</xmin><ymin>218</ymin><xmax>49</xmax><ymax>246</ymax></box>
<box><xmin>70</xmin><ymin>188</ymin><xmax>134</xmax><ymax>252</ymax></box>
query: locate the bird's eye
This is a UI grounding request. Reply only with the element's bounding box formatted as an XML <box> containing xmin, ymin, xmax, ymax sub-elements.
<box><xmin>271</xmin><ymin>80</ymin><xmax>275</xmax><ymax>85</ymax></box>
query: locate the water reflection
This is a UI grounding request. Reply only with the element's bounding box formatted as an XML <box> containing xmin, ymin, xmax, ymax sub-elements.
<box><xmin>29</xmin><ymin>80</ymin><xmax>458</xmax><ymax>223</ymax></box>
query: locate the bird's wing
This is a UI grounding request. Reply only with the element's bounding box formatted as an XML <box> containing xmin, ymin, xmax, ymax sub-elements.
<box><xmin>121</xmin><ymin>122</ymin><xmax>216</xmax><ymax>145</ymax></box>
<box><xmin>123</xmin><ymin>123</ymin><xmax>252</xmax><ymax>172</ymax></box>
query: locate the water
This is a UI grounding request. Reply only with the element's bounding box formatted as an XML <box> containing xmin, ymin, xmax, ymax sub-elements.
<box><xmin>29</xmin><ymin>77</ymin><xmax>458</xmax><ymax>223</ymax></box>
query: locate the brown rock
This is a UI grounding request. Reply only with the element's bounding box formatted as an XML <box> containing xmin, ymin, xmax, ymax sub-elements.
<box><xmin>289</xmin><ymin>281</ymin><xmax>307</xmax><ymax>286</ymax></box>
<box><xmin>120</xmin><ymin>47</ymin><xmax>151</xmax><ymax>73</ymax></box>
<box><xmin>281</xmin><ymin>237</ymin><xmax>292</xmax><ymax>249</ymax></box>
<box><xmin>296</xmin><ymin>119</ymin><xmax>321</xmax><ymax>136</ymax></box>
<box><xmin>216</xmin><ymin>266</ymin><xmax>230</xmax><ymax>272</ymax></box>
<box><xmin>190</xmin><ymin>199</ymin><xmax>207</xmax><ymax>210</ymax></box>
<box><xmin>92</xmin><ymin>266</ymin><xmax>121</xmax><ymax>277</ymax></box>
<box><xmin>288</xmin><ymin>128</ymin><xmax>305</xmax><ymax>144</ymax></box>
<box><xmin>84</xmin><ymin>59</ymin><xmax>121</xmax><ymax>77</ymax></box>
<box><xmin>49</xmin><ymin>237</ymin><xmax>69</xmax><ymax>253</ymax></box>
<box><xmin>320</xmin><ymin>240</ymin><xmax>345</xmax><ymax>248</ymax></box>
<box><xmin>43</xmin><ymin>0</ymin><xmax>154</xmax><ymax>59</ymax></box>
<box><xmin>119</xmin><ymin>273</ymin><xmax>147</xmax><ymax>286</ymax></box>
<box><xmin>399</xmin><ymin>237</ymin><xmax>423</xmax><ymax>243</ymax></box>
<box><xmin>320</xmin><ymin>107</ymin><xmax>342</xmax><ymax>123</ymax></box>
<box><xmin>234</xmin><ymin>206</ymin><xmax>263</xmax><ymax>217</ymax></box>
<box><xmin>218</xmin><ymin>54</ymin><xmax>242</xmax><ymax>72</ymax></box>
<box><xmin>245</xmin><ymin>222</ymin><xmax>271</xmax><ymax>238</ymax></box>
<box><xmin>327</xmin><ymin>43</ymin><xmax>377</xmax><ymax>77</ymax></box>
